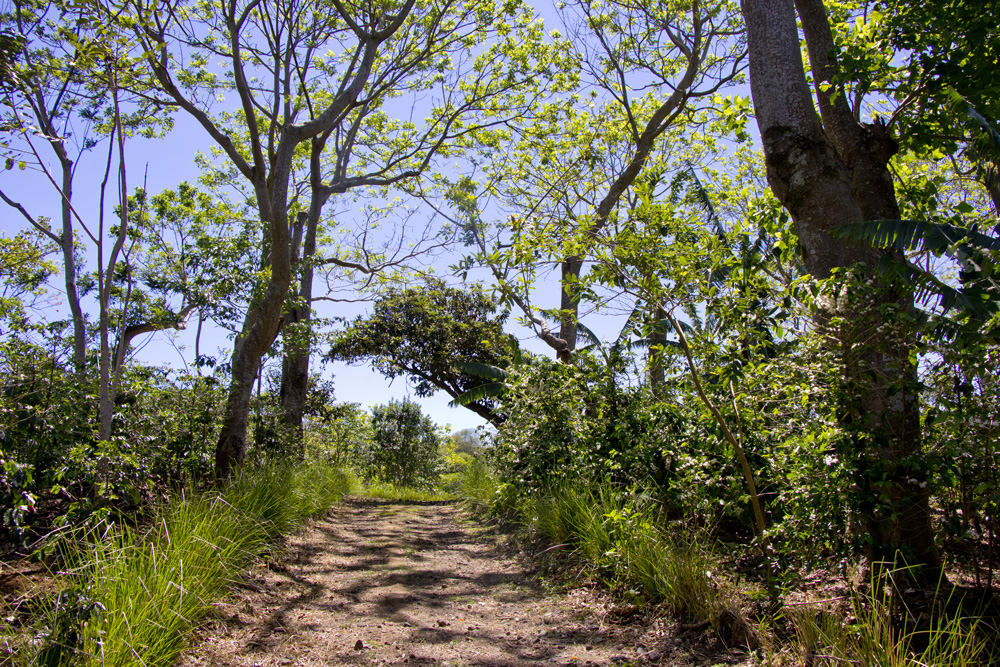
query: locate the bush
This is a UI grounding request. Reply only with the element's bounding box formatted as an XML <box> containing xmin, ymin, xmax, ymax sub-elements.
<box><xmin>307</xmin><ymin>401</ymin><xmax>373</xmax><ymax>466</ymax></box>
<box><xmin>359</xmin><ymin>400</ymin><xmax>442</xmax><ymax>489</ymax></box>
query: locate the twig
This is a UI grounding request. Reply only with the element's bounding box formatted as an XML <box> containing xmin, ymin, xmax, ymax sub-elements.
<box><xmin>784</xmin><ymin>597</ymin><xmax>847</xmax><ymax>607</ymax></box>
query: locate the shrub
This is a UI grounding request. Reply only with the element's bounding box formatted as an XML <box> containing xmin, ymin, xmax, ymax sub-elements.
<box><xmin>359</xmin><ymin>400</ymin><xmax>442</xmax><ymax>489</ymax></box>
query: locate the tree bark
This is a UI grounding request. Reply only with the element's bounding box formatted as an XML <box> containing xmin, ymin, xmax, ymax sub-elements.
<box><xmin>57</xmin><ymin>157</ymin><xmax>87</xmax><ymax>373</ymax></box>
<box><xmin>280</xmin><ymin>206</ymin><xmax>320</xmax><ymax>455</ymax></box>
<box><xmin>557</xmin><ymin>256</ymin><xmax>583</xmax><ymax>363</ymax></box>
<box><xmin>742</xmin><ymin>0</ymin><xmax>940</xmax><ymax>577</ymax></box>
<box><xmin>216</xmin><ymin>245</ymin><xmax>290</xmax><ymax>478</ymax></box>
<box><xmin>649</xmin><ymin>306</ymin><xmax>667</xmax><ymax>394</ymax></box>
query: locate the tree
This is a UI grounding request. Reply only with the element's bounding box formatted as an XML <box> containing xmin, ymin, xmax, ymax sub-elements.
<box><xmin>446</xmin><ymin>0</ymin><xmax>746</xmax><ymax>362</ymax></box>
<box><xmin>740</xmin><ymin>0</ymin><xmax>940</xmax><ymax>576</ymax></box>
<box><xmin>124</xmin><ymin>0</ymin><xmax>559</xmax><ymax>477</ymax></box>
<box><xmin>0</xmin><ymin>229</ymin><xmax>57</xmax><ymax>335</ymax></box>
<box><xmin>449</xmin><ymin>428</ymin><xmax>483</xmax><ymax>456</ymax></box>
<box><xmin>0</xmin><ymin>0</ymin><xmax>187</xmax><ymax>442</ymax></box>
<box><xmin>363</xmin><ymin>399</ymin><xmax>441</xmax><ymax>489</ymax></box>
<box><xmin>327</xmin><ymin>280</ymin><xmax>512</xmax><ymax>425</ymax></box>
<box><xmin>1</xmin><ymin>0</ymin><xmax>97</xmax><ymax>372</ymax></box>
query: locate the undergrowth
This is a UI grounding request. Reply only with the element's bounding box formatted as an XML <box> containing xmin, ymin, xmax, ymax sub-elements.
<box><xmin>454</xmin><ymin>458</ymin><xmax>992</xmax><ymax>664</ymax></box>
<box><xmin>25</xmin><ymin>460</ymin><xmax>351</xmax><ymax>667</ymax></box>
<box><xmin>789</xmin><ymin>578</ymin><xmax>988</xmax><ymax>667</ymax></box>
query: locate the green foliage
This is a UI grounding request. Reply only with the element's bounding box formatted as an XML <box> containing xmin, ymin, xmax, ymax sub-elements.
<box><xmin>0</xmin><ymin>341</ymin><xmax>226</xmax><ymax>546</ymax></box>
<box><xmin>452</xmin><ymin>455</ymin><xmax>502</xmax><ymax>513</ymax></box>
<box><xmin>832</xmin><ymin>217</ymin><xmax>1000</xmax><ymax>328</ymax></box>
<box><xmin>328</xmin><ymin>281</ymin><xmax>512</xmax><ymax>424</ymax></box>
<box><xmin>863</xmin><ymin>0</ymin><xmax>1000</xmax><ymax>158</ymax></box>
<box><xmin>28</xmin><ymin>460</ymin><xmax>351</xmax><ymax>667</ymax></box>
<box><xmin>0</xmin><ymin>229</ymin><xmax>56</xmax><ymax>329</ymax></box>
<box><xmin>484</xmin><ymin>478</ymin><xmax>747</xmax><ymax>635</ymax></box>
<box><xmin>360</xmin><ymin>400</ymin><xmax>442</xmax><ymax>490</ymax></box>
<box><xmin>358</xmin><ymin>482</ymin><xmax>452</xmax><ymax>503</ymax></box>
<box><xmin>0</xmin><ymin>455</ymin><xmax>35</xmax><ymax>544</ymax></box>
<box><xmin>307</xmin><ymin>401</ymin><xmax>374</xmax><ymax>467</ymax></box>
<box><xmin>921</xmin><ymin>344</ymin><xmax>1000</xmax><ymax>571</ymax></box>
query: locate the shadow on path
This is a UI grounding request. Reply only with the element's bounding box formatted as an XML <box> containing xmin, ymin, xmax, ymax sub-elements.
<box><xmin>182</xmin><ymin>499</ymin><xmax>636</xmax><ymax>667</ymax></box>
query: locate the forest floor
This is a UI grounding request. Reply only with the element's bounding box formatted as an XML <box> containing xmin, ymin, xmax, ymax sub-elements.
<box><xmin>177</xmin><ymin>498</ymin><xmax>751</xmax><ymax>667</ymax></box>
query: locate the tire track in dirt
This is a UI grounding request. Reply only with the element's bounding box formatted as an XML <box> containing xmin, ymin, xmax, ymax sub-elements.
<box><xmin>179</xmin><ymin>498</ymin><xmax>643</xmax><ymax>667</ymax></box>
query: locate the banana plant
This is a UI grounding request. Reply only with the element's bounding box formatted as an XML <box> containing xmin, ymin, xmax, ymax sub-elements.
<box><xmin>831</xmin><ymin>92</ymin><xmax>1000</xmax><ymax>344</ymax></box>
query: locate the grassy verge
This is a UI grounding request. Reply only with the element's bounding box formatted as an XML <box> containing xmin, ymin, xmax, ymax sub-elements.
<box><xmin>450</xmin><ymin>459</ymin><xmax>748</xmax><ymax>641</ymax></box>
<box><xmin>453</xmin><ymin>460</ymin><xmax>992</xmax><ymax>663</ymax></box>
<box><xmin>790</xmin><ymin>578</ymin><xmax>987</xmax><ymax>667</ymax></box>
<box><xmin>357</xmin><ymin>480</ymin><xmax>453</xmax><ymax>502</ymax></box>
<box><xmin>520</xmin><ymin>482</ymin><xmax>750</xmax><ymax>641</ymax></box>
<box><xmin>27</xmin><ymin>460</ymin><xmax>351</xmax><ymax>667</ymax></box>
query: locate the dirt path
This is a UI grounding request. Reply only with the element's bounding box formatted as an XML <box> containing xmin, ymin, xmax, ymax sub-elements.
<box><xmin>179</xmin><ymin>498</ymin><xmax>720</xmax><ymax>667</ymax></box>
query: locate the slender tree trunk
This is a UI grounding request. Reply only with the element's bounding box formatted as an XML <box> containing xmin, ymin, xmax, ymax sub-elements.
<box><xmin>281</xmin><ymin>137</ymin><xmax>334</xmax><ymax>454</ymax></box>
<box><xmin>557</xmin><ymin>256</ymin><xmax>582</xmax><ymax>363</ymax></box>
<box><xmin>280</xmin><ymin>210</ymin><xmax>317</xmax><ymax>456</ymax></box>
<box><xmin>742</xmin><ymin>0</ymin><xmax>940</xmax><ymax>577</ymax></box>
<box><xmin>649</xmin><ymin>306</ymin><xmax>667</xmax><ymax>394</ymax></box>
<box><xmin>57</xmin><ymin>158</ymin><xmax>87</xmax><ymax>373</ymax></box>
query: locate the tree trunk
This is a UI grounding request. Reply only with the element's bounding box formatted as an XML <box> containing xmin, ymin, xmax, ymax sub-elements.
<box><xmin>279</xmin><ymin>210</ymin><xmax>318</xmax><ymax>456</ymax></box>
<box><xmin>216</xmin><ymin>184</ymin><xmax>293</xmax><ymax>478</ymax></box>
<box><xmin>216</xmin><ymin>283</ymin><xmax>289</xmax><ymax>478</ymax></box>
<box><xmin>649</xmin><ymin>306</ymin><xmax>667</xmax><ymax>394</ymax></box>
<box><xmin>281</xmin><ymin>138</ymin><xmax>334</xmax><ymax>455</ymax></box>
<box><xmin>741</xmin><ymin>0</ymin><xmax>940</xmax><ymax>577</ymax></box>
<box><xmin>557</xmin><ymin>255</ymin><xmax>582</xmax><ymax>363</ymax></box>
<box><xmin>57</xmin><ymin>158</ymin><xmax>87</xmax><ymax>374</ymax></box>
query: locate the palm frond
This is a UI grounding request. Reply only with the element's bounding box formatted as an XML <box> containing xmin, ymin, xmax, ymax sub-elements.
<box><xmin>947</xmin><ymin>87</ymin><xmax>1000</xmax><ymax>155</ymax></box>
<box><xmin>454</xmin><ymin>360</ymin><xmax>507</xmax><ymax>380</ymax></box>
<box><xmin>833</xmin><ymin>219</ymin><xmax>1000</xmax><ymax>253</ymax></box>
<box><xmin>576</xmin><ymin>321</ymin><xmax>602</xmax><ymax>348</ymax></box>
<box><xmin>686</xmin><ymin>165</ymin><xmax>726</xmax><ymax>240</ymax></box>
<box><xmin>614</xmin><ymin>301</ymin><xmax>647</xmax><ymax>348</ymax></box>
<box><xmin>875</xmin><ymin>255</ymin><xmax>999</xmax><ymax>319</ymax></box>
<box><xmin>449</xmin><ymin>382</ymin><xmax>505</xmax><ymax>407</ymax></box>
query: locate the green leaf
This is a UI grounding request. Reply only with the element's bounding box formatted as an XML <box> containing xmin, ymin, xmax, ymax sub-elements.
<box><xmin>449</xmin><ymin>382</ymin><xmax>506</xmax><ymax>407</ymax></box>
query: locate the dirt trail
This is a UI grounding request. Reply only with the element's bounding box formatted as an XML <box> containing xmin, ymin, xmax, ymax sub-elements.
<box><xmin>180</xmin><ymin>498</ymin><xmax>711</xmax><ymax>667</ymax></box>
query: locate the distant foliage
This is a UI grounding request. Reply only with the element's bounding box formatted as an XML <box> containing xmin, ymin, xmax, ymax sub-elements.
<box><xmin>307</xmin><ymin>402</ymin><xmax>374</xmax><ymax>467</ymax></box>
<box><xmin>360</xmin><ymin>400</ymin><xmax>442</xmax><ymax>489</ymax></box>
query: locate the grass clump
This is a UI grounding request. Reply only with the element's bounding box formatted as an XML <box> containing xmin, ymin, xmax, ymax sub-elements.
<box><xmin>31</xmin><ymin>460</ymin><xmax>351</xmax><ymax>667</ymax></box>
<box><xmin>451</xmin><ymin>457</ymin><xmax>501</xmax><ymax>512</ymax></box>
<box><xmin>453</xmin><ymin>462</ymin><xmax>747</xmax><ymax>641</ymax></box>
<box><xmin>522</xmin><ymin>483</ymin><xmax>742</xmax><ymax>631</ymax></box>
<box><xmin>791</xmin><ymin>581</ymin><xmax>988</xmax><ymax>667</ymax></box>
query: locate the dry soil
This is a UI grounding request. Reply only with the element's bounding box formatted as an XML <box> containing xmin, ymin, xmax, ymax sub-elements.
<box><xmin>178</xmin><ymin>498</ymin><xmax>745</xmax><ymax>667</ymax></box>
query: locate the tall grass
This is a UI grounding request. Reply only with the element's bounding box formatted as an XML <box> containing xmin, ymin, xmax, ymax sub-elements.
<box><xmin>453</xmin><ymin>462</ymin><xmax>746</xmax><ymax>639</ymax></box>
<box><xmin>791</xmin><ymin>580</ymin><xmax>988</xmax><ymax>667</ymax></box>
<box><xmin>31</xmin><ymin>461</ymin><xmax>351</xmax><ymax>667</ymax></box>
<box><xmin>358</xmin><ymin>480</ymin><xmax>452</xmax><ymax>502</ymax></box>
<box><xmin>522</xmin><ymin>483</ymin><xmax>741</xmax><ymax>629</ymax></box>
<box><xmin>452</xmin><ymin>457</ymin><xmax>501</xmax><ymax>512</ymax></box>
